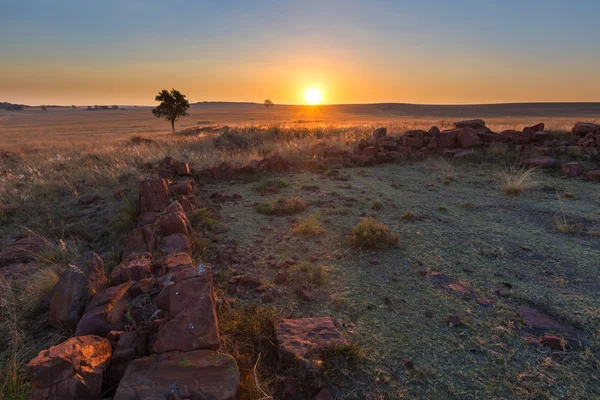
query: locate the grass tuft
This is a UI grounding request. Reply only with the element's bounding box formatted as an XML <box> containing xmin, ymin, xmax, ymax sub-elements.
<box><xmin>288</xmin><ymin>263</ymin><xmax>330</xmax><ymax>286</ymax></box>
<box><xmin>257</xmin><ymin>197</ymin><xmax>307</xmax><ymax>216</ymax></box>
<box><xmin>255</xmin><ymin>178</ymin><xmax>288</xmax><ymax>195</ymax></box>
<box><xmin>348</xmin><ymin>218</ymin><xmax>399</xmax><ymax>250</ymax></box>
<box><xmin>291</xmin><ymin>212</ymin><xmax>326</xmax><ymax>236</ymax></box>
<box><xmin>500</xmin><ymin>165</ymin><xmax>536</xmax><ymax>196</ymax></box>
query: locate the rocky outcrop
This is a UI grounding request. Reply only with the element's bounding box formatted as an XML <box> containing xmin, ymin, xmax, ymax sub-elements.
<box><xmin>25</xmin><ymin>335</ymin><xmax>112</xmax><ymax>400</ymax></box>
<box><xmin>137</xmin><ymin>177</ymin><xmax>169</xmax><ymax>215</ymax></box>
<box><xmin>110</xmin><ymin>254</ymin><xmax>153</xmax><ymax>285</ymax></box>
<box><xmin>0</xmin><ymin>236</ymin><xmax>46</xmax><ymax>266</ymax></box>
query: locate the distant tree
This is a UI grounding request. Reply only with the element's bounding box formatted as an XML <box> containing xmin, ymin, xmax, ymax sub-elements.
<box><xmin>72</xmin><ymin>105</ymin><xmax>76</xmax><ymax>109</ymax></box>
<box><xmin>41</xmin><ymin>105</ymin><xmax>47</xmax><ymax>111</ymax></box>
<box><xmin>87</xmin><ymin>106</ymin><xmax>93</xmax><ymax>110</ymax></box>
<box><xmin>112</xmin><ymin>105</ymin><xmax>118</xmax><ymax>109</ymax></box>
<box><xmin>264</xmin><ymin>99</ymin><xmax>274</xmax><ymax>108</ymax></box>
<box><xmin>152</xmin><ymin>89</ymin><xmax>190</xmax><ymax>132</ymax></box>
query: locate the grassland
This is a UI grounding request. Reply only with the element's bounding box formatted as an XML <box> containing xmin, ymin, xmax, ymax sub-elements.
<box><xmin>1</xmin><ymin>105</ymin><xmax>600</xmax><ymax>399</ymax></box>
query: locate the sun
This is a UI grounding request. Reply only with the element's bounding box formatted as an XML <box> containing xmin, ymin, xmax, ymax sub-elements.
<box><xmin>304</xmin><ymin>88</ymin><xmax>322</xmax><ymax>105</ymax></box>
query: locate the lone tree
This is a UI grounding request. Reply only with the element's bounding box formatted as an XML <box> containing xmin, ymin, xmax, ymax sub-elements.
<box><xmin>152</xmin><ymin>89</ymin><xmax>190</xmax><ymax>132</ymax></box>
<box><xmin>264</xmin><ymin>99</ymin><xmax>274</xmax><ymax>108</ymax></box>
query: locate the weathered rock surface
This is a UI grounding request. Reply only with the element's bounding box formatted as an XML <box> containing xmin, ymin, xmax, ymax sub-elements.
<box><xmin>114</xmin><ymin>350</ymin><xmax>239</xmax><ymax>400</ymax></box>
<box><xmin>153</xmin><ymin>264</ymin><xmax>220</xmax><ymax>353</ymax></box>
<box><xmin>110</xmin><ymin>254</ymin><xmax>153</xmax><ymax>285</ymax></box>
<box><xmin>518</xmin><ymin>307</ymin><xmax>579</xmax><ymax>335</ymax></box>
<box><xmin>152</xmin><ymin>251</ymin><xmax>194</xmax><ymax>277</ymax></box>
<box><xmin>561</xmin><ymin>162</ymin><xmax>583</xmax><ymax>178</ymax></box>
<box><xmin>26</xmin><ymin>335</ymin><xmax>112</xmax><ymax>400</ymax></box>
<box><xmin>169</xmin><ymin>180</ymin><xmax>194</xmax><ymax>196</ymax></box>
<box><xmin>75</xmin><ymin>281</ymin><xmax>135</xmax><ymax>336</ymax></box>
<box><xmin>137</xmin><ymin>177</ymin><xmax>169</xmax><ymax>215</ymax></box>
<box><xmin>159</xmin><ymin>233</ymin><xmax>191</xmax><ymax>254</ymax></box>
<box><xmin>109</xmin><ymin>328</ymin><xmax>151</xmax><ymax>385</ymax></box>
<box><xmin>158</xmin><ymin>210</ymin><xmax>192</xmax><ymax>237</ymax></box>
<box><xmin>584</xmin><ymin>170</ymin><xmax>600</xmax><ymax>182</ymax></box>
<box><xmin>122</xmin><ymin>227</ymin><xmax>156</xmax><ymax>259</ymax></box>
<box><xmin>49</xmin><ymin>252</ymin><xmax>108</xmax><ymax>330</ymax></box>
<box><xmin>0</xmin><ymin>236</ymin><xmax>46</xmax><ymax>267</ymax></box>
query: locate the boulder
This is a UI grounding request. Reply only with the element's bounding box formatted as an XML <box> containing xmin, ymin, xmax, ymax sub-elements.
<box><xmin>379</xmin><ymin>137</ymin><xmax>399</xmax><ymax>150</ymax></box>
<box><xmin>152</xmin><ymin>264</ymin><xmax>220</xmax><ymax>353</ymax></box>
<box><xmin>25</xmin><ymin>335</ymin><xmax>112</xmax><ymax>400</ymax></box>
<box><xmin>373</xmin><ymin>127</ymin><xmax>387</xmax><ymax>138</ymax></box>
<box><xmin>159</xmin><ymin>233</ymin><xmax>191</xmax><ymax>255</ymax></box>
<box><xmin>517</xmin><ymin>307</ymin><xmax>579</xmax><ymax>335</ymax></box>
<box><xmin>0</xmin><ymin>236</ymin><xmax>46</xmax><ymax>267</ymax></box>
<box><xmin>523</xmin><ymin>123</ymin><xmax>545</xmax><ymax>137</ymax></box>
<box><xmin>438</xmin><ymin>129</ymin><xmax>460</xmax><ymax>148</ymax></box>
<box><xmin>0</xmin><ymin>263</ymin><xmax>38</xmax><ymax>281</ymax></box>
<box><xmin>176</xmin><ymin>161</ymin><xmax>191</xmax><ymax>176</ymax></box>
<box><xmin>122</xmin><ymin>227</ymin><xmax>156</xmax><ymax>259</ymax></box>
<box><xmin>500</xmin><ymin>129</ymin><xmax>522</xmax><ymax>138</ymax></box>
<box><xmin>323</xmin><ymin>146</ymin><xmax>349</xmax><ymax>158</ymax></box>
<box><xmin>157</xmin><ymin>157</ymin><xmax>178</xmax><ymax>180</ymax></box>
<box><xmin>169</xmin><ymin>180</ymin><xmax>194</xmax><ymax>196</ymax></box>
<box><xmin>533</xmin><ymin>131</ymin><xmax>550</xmax><ymax>141</ymax></box>
<box><xmin>428</xmin><ymin>126</ymin><xmax>441</xmax><ymax>137</ymax></box>
<box><xmin>75</xmin><ymin>281</ymin><xmax>135</xmax><ymax>336</ymax></box>
<box><xmin>403</xmin><ymin>136</ymin><xmax>424</xmax><ymax>149</ymax></box>
<box><xmin>479</xmin><ymin>132</ymin><xmax>509</xmax><ymax>142</ymax></box>
<box><xmin>357</xmin><ymin>138</ymin><xmax>370</xmax><ymax>151</ymax></box>
<box><xmin>456</xmin><ymin>127</ymin><xmax>482</xmax><ymax>148</ymax></box>
<box><xmin>350</xmin><ymin>154</ymin><xmax>374</xmax><ymax>166</ymax></box>
<box><xmin>259</xmin><ymin>154</ymin><xmax>291</xmax><ymax>171</ymax></box>
<box><xmin>276</xmin><ymin>317</ymin><xmax>347</xmax><ymax>368</ymax></box>
<box><xmin>158</xmin><ymin>211</ymin><xmax>192</xmax><ymax>237</ymax></box>
<box><xmin>361</xmin><ymin>146</ymin><xmax>378</xmax><ymax>157</ymax></box>
<box><xmin>137</xmin><ymin>212</ymin><xmax>161</xmax><ymax>227</ymax></box>
<box><xmin>522</xmin><ymin>157</ymin><xmax>557</xmax><ymax>169</ymax></box>
<box><xmin>584</xmin><ymin>170</ymin><xmax>600</xmax><ymax>182</ymax></box>
<box><xmin>49</xmin><ymin>252</ymin><xmax>108</xmax><ymax>330</ymax></box>
<box><xmin>109</xmin><ymin>328</ymin><xmax>151</xmax><ymax>385</ymax></box>
<box><xmin>572</xmin><ymin>122</ymin><xmax>600</xmax><ymax>137</ymax></box>
<box><xmin>110</xmin><ymin>255</ymin><xmax>153</xmax><ymax>285</ymax></box>
<box><xmin>152</xmin><ymin>252</ymin><xmax>193</xmax><ymax>277</ymax></box>
<box><xmin>561</xmin><ymin>162</ymin><xmax>583</xmax><ymax>178</ymax></box>
<box><xmin>453</xmin><ymin>119</ymin><xmax>488</xmax><ymax>131</ymax></box>
<box><xmin>113</xmin><ymin>350</ymin><xmax>239</xmax><ymax>400</ymax></box>
<box><xmin>137</xmin><ymin>177</ymin><xmax>169</xmax><ymax>215</ymax></box>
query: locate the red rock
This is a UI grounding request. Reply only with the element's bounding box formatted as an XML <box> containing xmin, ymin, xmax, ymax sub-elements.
<box><xmin>500</xmin><ymin>129</ymin><xmax>522</xmax><ymax>138</ymax></box>
<box><xmin>76</xmin><ymin>281</ymin><xmax>135</xmax><ymax>336</ymax></box>
<box><xmin>540</xmin><ymin>334</ymin><xmax>566</xmax><ymax>350</ymax></box>
<box><xmin>0</xmin><ymin>236</ymin><xmax>46</xmax><ymax>267</ymax></box>
<box><xmin>276</xmin><ymin>317</ymin><xmax>347</xmax><ymax>368</ymax></box>
<box><xmin>427</xmin><ymin>137</ymin><xmax>439</xmax><ymax>149</ymax></box>
<box><xmin>518</xmin><ymin>307</ymin><xmax>579</xmax><ymax>334</ymax></box>
<box><xmin>0</xmin><ymin>263</ymin><xmax>37</xmax><ymax>281</ymax></box>
<box><xmin>476</xmin><ymin>298</ymin><xmax>494</xmax><ymax>306</ymax></box>
<box><xmin>152</xmin><ymin>264</ymin><xmax>219</xmax><ymax>353</ymax></box>
<box><xmin>157</xmin><ymin>157</ymin><xmax>178</xmax><ymax>179</ymax></box>
<box><xmin>561</xmin><ymin>162</ymin><xmax>584</xmax><ymax>178</ymax></box>
<box><xmin>428</xmin><ymin>126</ymin><xmax>441</xmax><ymax>137</ymax></box>
<box><xmin>298</xmin><ymin>287</ymin><xmax>314</xmax><ymax>302</ymax></box>
<box><xmin>122</xmin><ymin>227</ymin><xmax>156</xmax><ymax>260</ymax></box>
<box><xmin>315</xmin><ymin>388</ymin><xmax>334</xmax><ymax>400</ymax></box>
<box><xmin>357</xmin><ymin>138</ymin><xmax>370</xmax><ymax>151</ymax></box>
<box><xmin>113</xmin><ymin>350</ymin><xmax>239</xmax><ymax>400</ymax></box>
<box><xmin>380</xmin><ymin>137</ymin><xmax>399</xmax><ymax>150</ymax></box>
<box><xmin>323</xmin><ymin>146</ymin><xmax>349</xmax><ymax>158</ymax></box>
<box><xmin>137</xmin><ymin>177</ymin><xmax>169</xmax><ymax>216</ymax></box>
<box><xmin>259</xmin><ymin>153</ymin><xmax>291</xmax><ymax>171</ymax></box>
<box><xmin>49</xmin><ymin>252</ymin><xmax>108</xmax><ymax>330</ymax></box>
<box><xmin>158</xmin><ymin>211</ymin><xmax>192</xmax><ymax>237</ymax></box>
<box><xmin>362</xmin><ymin>146</ymin><xmax>378</xmax><ymax>157</ymax></box>
<box><xmin>152</xmin><ymin>252</ymin><xmax>193</xmax><ymax>277</ymax></box>
<box><xmin>522</xmin><ymin>157</ymin><xmax>557</xmax><ymax>168</ymax></box>
<box><xmin>176</xmin><ymin>161</ymin><xmax>191</xmax><ymax>176</ymax></box>
<box><xmin>572</xmin><ymin>122</ymin><xmax>599</xmax><ymax>136</ymax></box>
<box><xmin>261</xmin><ymin>291</ymin><xmax>277</xmax><ymax>303</ymax></box>
<box><xmin>533</xmin><ymin>131</ymin><xmax>550</xmax><ymax>141</ymax></box>
<box><xmin>160</xmin><ymin>233</ymin><xmax>190</xmax><ymax>254</ymax></box>
<box><xmin>454</xmin><ymin>119</ymin><xmax>487</xmax><ymax>130</ymax></box>
<box><xmin>479</xmin><ymin>132</ymin><xmax>509</xmax><ymax>142</ymax></box>
<box><xmin>402</xmin><ymin>358</ymin><xmax>414</xmax><ymax>368</ymax></box>
<box><xmin>237</xmin><ymin>274</ymin><xmax>261</xmax><ymax>287</ymax></box>
<box><xmin>446</xmin><ymin>283</ymin><xmax>469</xmax><ymax>295</ymax></box>
<box><xmin>108</xmin><ymin>328</ymin><xmax>151</xmax><ymax>385</ymax></box>
<box><xmin>373</xmin><ymin>127</ymin><xmax>387</xmax><ymax>138</ymax></box>
<box><xmin>438</xmin><ymin>129</ymin><xmax>459</xmax><ymax>148</ymax></box>
<box><xmin>26</xmin><ymin>335</ymin><xmax>112</xmax><ymax>400</ymax></box>
<box><xmin>110</xmin><ymin>255</ymin><xmax>153</xmax><ymax>285</ymax></box>
<box><xmin>404</xmin><ymin>136</ymin><xmax>424</xmax><ymax>148</ymax></box>
<box><xmin>523</xmin><ymin>123</ymin><xmax>545</xmax><ymax>137</ymax></box>
<box><xmin>350</xmin><ymin>154</ymin><xmax>374</xmax><ymax>166</ymax></box>
<box><xmin>444</xmin><ymin>315</ymin><xmax>462</xmax><ymax>326</ymax></box>
<box><xmin>137</xmin><ymin>212</ymin><xmax>161</xmax><ymax>227</ymax></box>
<box><xmin>493</xmin><ymin>289</ymin><xmax>511</xmax><ymax>298</ymax></box>
<box><xmin>584</xmin><ymin>170</ymin><xmax>600</xmax><ymax>182</ymax></box>
<box><xmin>169</xmin><ymin>180</ymin><xmax>194</xmax><ymax>196</ymax></box>
<box><xmin>456</xmin><ymin>128</ymin><xmax>482</xmax><ymax>148</ymax></box>
<box><xmin>275</xmin><ymin>271</ymin><xmax>288</xmax><ymax>285</ymax></box>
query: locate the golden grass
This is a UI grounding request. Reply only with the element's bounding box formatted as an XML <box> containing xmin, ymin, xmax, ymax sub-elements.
<box><xmin>500</xmin><ymin>165</ymin><xmax>536</xmax><ymax>196</ymax></box>
<box><xmin>348</xmin><ymin>218</ymin><xmax>399</xmax><ymax>250</ymax></box>
<box><xmin>290</xmin><ymin>212</ymin><xmax>326</xmax><ymax>236</ymax></box>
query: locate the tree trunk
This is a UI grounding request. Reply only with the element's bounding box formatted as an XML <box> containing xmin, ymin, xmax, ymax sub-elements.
<box><xmin>171</xmin><ymin>118</ymin><xmax>175</xmax><ymax>132</ymax></box>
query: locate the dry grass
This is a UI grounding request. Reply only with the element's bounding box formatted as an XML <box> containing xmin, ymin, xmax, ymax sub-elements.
<box><xmin>500</xmin><ymin>165</ymin><xmax>536</xmax><ymax>196</ymax></box>
<box><xmin>348</xmin><ymin>218</ymin><xmax>399</xmax><ymax>250</ymax></box>
<box><xmin>290</xmin><ymin>212</ymin><xmax>326</xmax><ymax>237</ymax></box>
<box><xmin>257</xmin><ymin>197</ymin><xmax>307</xmax><ymax>216</ymax></box>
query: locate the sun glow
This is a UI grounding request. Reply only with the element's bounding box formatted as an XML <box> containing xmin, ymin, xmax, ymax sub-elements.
<box><xmin>304</xmin><ymin>88</ymin><xmax>322</xmax><ymax>105</ymax></box>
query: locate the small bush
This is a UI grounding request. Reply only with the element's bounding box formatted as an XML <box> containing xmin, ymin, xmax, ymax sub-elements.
<box><xmin>500</xmin><ymin>166</ymin><xmax>536</xmax><ymax>196</ymax></box>
<box><xmin>288</xmin><ymin>263</ymin><xmax>329</xmax><ymax>286</ymax></box>
<box><xmin>320</xmin><ymin>343</ymin><xmax>362</xmax><ymax>380</ymax></box>
<box><xmin>291</xmin><ymin>212</ymin><xmax>326</xmax><ymax>236</ymax></box>
<box><xmin>463</xmin><ymin>202</ymin><xmax>477</xmax><ymax>209</ymax></box>
<box><xmin>401</xmin><ymin>210</ymin><xmax>415</xmax><ymax>221</ymax></box>
<box><xmin>189</xmin><ymin>207</ymin><xmax>218</xmax><ymax>231</ymax></box>
<box><xmin>257</xmin><ymin>197</ymin><xmax>306</xmax><ymax>215</ymax></box>
<box><xmin>348</xmin><ymin>218</ymin><xmax>399</xmax><ymax>250</ymax></box>
<box><xmin>255</xmin><ymin>178</ymin><xmax>288</xmax><ymax>195</ymax></box>
<box><xmin>370</xmin><ymin>200</ymin><xmax>383</xmax><ymax>210</ymax></box>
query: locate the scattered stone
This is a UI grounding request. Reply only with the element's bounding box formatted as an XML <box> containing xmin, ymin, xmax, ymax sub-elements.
<box><xmin>540</xmin><ymin>334</ymin><xmax>566</xmax><ymax>350</ymax></box>
<box><xmin>476</xmin><ymin>298</ymin><xmax>494</xmax><ymax>306</ymax></box>
<box><xmin>519</xmin><ymin>245</ymin><xmax>531</xmax><ymax>251</ymax></box>
<box><xmin>373</xmin><ymin>127</ymin><xmax>387</xmax><ymax>138</ymax></box>
<box><xmin>572</xmin><ymin>122</ymin><xmax>599</xmax><ymax>136</ymax></box>
<box><xmin>362</xmin><ymin>146</ymin><xmax>378</xmax><ymax>157</ymax></box>
<box><xmin>298</xmin><ymin>286</ymin><xmax>314</xmax><ymax>302</ymax></box>
<box><xmin>26</xmin><ymin>335</ymin><xmax>112</xmax><ymax>400</ymax></box>
<box><xmin>158</xmin><ymin>210</ymin><xmax>192</xmax><ymax>237</ymax></box>
<box><xmin>518</xmin><ymin>307</ymin><xmax>579</xmax><ymax>335</ymax></box>
<box><xmin>584</xmin><ymin>170</ymin><xmax>600</xmax><ymax>182</ymax></box>
<box><xmin>49</xmin><ymin>252</ymin><xmax>108</xmax><ymax>330</ymax></box>
<box><xmin>261</xmin><ymin>291</ymin><xmax>277</xmax><ymax>303</ymax></box>
<box><xmin>309</xmin><ymin>255</ymin><xmax>318</xmax><ymax>262</ymax></box>
<box><xmin>276</xmin><ymin>317</ymin><xmax>347</xmax><ymax>368</ymax></box>
<box><xmin>275</xmin><ymin>271</ymin><xmax>288</xmax><ymax>285</ymax></box>
<box><xmin>113</xmin><ymin>350</ymin><xmax>239</xmax><ymax>400</ymax></box>
<box><xmin>315</xmin><ymin>388</ymin><xmax>334</xmax><ymax>400</ymax></box>
<box><xmin>561</xmin><ymin>162</ymin><xmax>584</xmax><ymax>178</ymax></box>
<box><xmin>402</xmin><ymin>358</ymin><xmax>414</xmax><ymax>368</ymax></box>
<box><xmin>176</xmin><ymin>161</ymin><xmax>191</xmax><ymax>176</ymax></box>
<box><xmin>493</xmin><ymin>289</ymin><xmax>511</xmax><ymax>298</ymax></box>
<box><xmin>444</xmin><ymin>315</ymin><xmax>463</xmax><ymax>326</ymax></box>
<box><xmin>523</xmin><ymin>123</ymin><xmax>545</xmax><ymax>137</ymax></box>
<box><xmin>237</xmin><ymin>274</ymin><xmax>261</xmax><ymax>288</ymax></box>
<box><xmin>152</xmin><ymin>251</ymin><xmax>193</xmax><ymax>277</ymax></box>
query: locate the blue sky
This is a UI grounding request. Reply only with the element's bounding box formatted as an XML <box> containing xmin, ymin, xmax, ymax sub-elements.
<box><xmin>1</xmin><ymin>0</ymin><xmax>599</xmax><ymax>105</ymax></box>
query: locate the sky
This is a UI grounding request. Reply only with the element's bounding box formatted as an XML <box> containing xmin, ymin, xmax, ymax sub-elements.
<box><xmin>1</xmin><ymin>0</ymin><xmax>599</xmax><ymax>106</ymax></box>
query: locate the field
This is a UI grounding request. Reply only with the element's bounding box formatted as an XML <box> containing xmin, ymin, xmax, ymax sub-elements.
<box><xmin>1</xmin><ymin>104</ymin><xmax>600</xmax><ymax>399</ymax></box>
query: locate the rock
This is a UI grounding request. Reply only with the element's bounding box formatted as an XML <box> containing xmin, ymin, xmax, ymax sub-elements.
<box><xmin>584</xmin><ymin>170</ymin><xmax>600</xmax><ymax>182</ymax></box>
<box><xmin>238</xmin><ymin>274</ymin><xmax>261</xmax><ymax>287</ymax></box>
<box><xmin>323</xmin><ymin>146</ymin><xmax>349</xmax><ymax>158</ymax></box>
<box><xmin>523</xmin><ymin>123</ymin><xmax>545</xmax><ymax>137</ymax></box>
<box><xmin>522</xmin><ymin>157</ymin><xmax>557</xmax><ymax>169</ymax></box>
<box><xmin>0</xmin><ymin>263</ymin><xmax>38</xmax><ymax>281</ymax></box>
<box><xmin>402</xmin><ymin>358</ymin><xmax>414</xmax><ymax>368</ymax></box>
<box><xmin>176</xmin><ymin>161</ymin><xmax>191</xmax><ymax>176</ymax></box>
<box><xmin>261</xmin><ymin>291</ymin><xmax>277</xmax><ymax>303</ymax></box>
<box><xmin>152</xmin><ymin>264</ymin><xmax>220</xmax><ymax>353</ymax></box>
<box><xmin>109</xmin><ymin>328</ymin><xmax>151</xmax><ymax>385</ymax></box>
<box><xmin>298</xmin><ymin>286</ymin><xmax>314</xmax><ymax>301</ymax></box>
<box><xmin>444</xmin><ymin>315</ymin><xmax>462</xmax><ymax>326</ymax></box>
<box><xmin>315</xmin><ymin>388</ymin><xmax>334</xmax><ymax>400</ymax></box>
<box><xmin>158</xmin><ymin>211</ymin><xmax>192</xmax><ymax>237</ymax></box>
<box><xmin>561</xmin><ymin>162</ymin><xmax>584</xmax><ymax>178</ymax></box>
<box><xmin>49</xmin><ymin>252</ymin><xmax>108</xmax><ymax>330</ymax></box>
<box><xmin>152</xmin><ymin>252</ymin><xmax>193</xmax><ymax>277</ymax></box>
<box><xmin>122</xmin><ymin>227</ymin><xmax>156</xmax><ymax>259</ymax></box>
<box><xmin>454</xmin><ymin>150</ymin><xmax>476</xmax><ymax>159</ymax></box>
<box><xmin>572</xmin><ymin>122</ymin><xmax>599</xmax><ymax>136</ymax></box>
<box><xmin>169</xmin><ymin>180</ymin><xmax>194</xmax><ymax>196</ymax></box>
<box><xmin>157</xmin><ymin>157</ymin><xmax>178</xmax><ymax>179</ymax></box>
<box><xmin>275</xmin><ymin>271</ymin><xmax>288</xmax><ymax>285</ymax></box>
<box><xmin>26</xmin><ymin>335</ymin><xmax>112</xmax><ymax>400</ymax></box>
<box><xmin>404</xmin><ymin>136</ymin><xmax>424</xmax><ymax>149</ymax></box>
<box><xmin>428</xmin><ymin>126</ymin><xmax>441</xmax><ymax>137</ymax></box>
<box><xmin>159</xmin><ymin>233</ymin><xmax>191</xmax><ymax>254</ymax></box>
<box><xmin>379</xmin><ymin>137</ymin><xmax>399</xmax><ymax>150</ymax></box>
<box><xmin>456</xmin><ymin>128</ymin><xmax>482</xmax><ymax>148</ymax></box>
<box><xmin>137</xmin><ymin>212</ymin><xmax>161</xmax><ymax>227</ymax></box>
<box><xmin>454</xmin><ymin>119</ymin><xmax>488</xmax><ymax>131</ymax></box>
<box><xmin>479</xmin><ymin>132</ymin><xmax>509</xmax><ymax>142</ymax></box>
<box><xmin>540</xmin><ymin>334</ymin><xmax>566</xmax><ymax>350</ymax></box>
<box><xmin>438</xmin><ymin>129</ymin><xmax>460</xmax><ymax>148</ymax></box>
<box><xmin>78</xmin><ymin>193</ymin><xmax>101</xmax><ymax>205</ymax></box>
<box><xmin>373</xmin><ymin>127</ymin><xmax>387</xmax><ymax>138</ymax></box>
<box><xmin>518</xmin><ymin>307</ymin><xmax>579</xmax><ymax>335</ymax></box>
<box><xmin>259</xmin><ymin>153</ymin><xmax>291</xmax><ymax>171</ymax></box>
<box><xmin>110</xmin><ymin>255</ymin><xmax>153</xmax><ymax>285</ymax></box>
<box><xmin>350</xmin><ymin>154</ymin><xmax>374</xmax><ymax>166</ymax></box>
<box><xmin>357</xmin><ymin>138</ymin><xmax>370</xmax><ymax>151</ymax></box>
<box><xmin>137</xmin><ymin>177</ymin><xmax>169</xmax><ymax>215</ymax></box>
<box><xmin>113</xmin><ymin>350</ymin><xmax>239</xmax><ymax>400</ymax></box>
<box><xmin>362</xmin><ymin>146</ymin><xmax>378</xmax><ymax>157</ymax></box>
<box><xmin>0</xmin><ymin>236</ymin><xmax>46</xmax><ymax>267</ymax></box>
<box><xmin>500</xmin><ymin>129</ymin><xmax>522</xmax><ymax>138</ymax></box>
<box><xmin>76</xmin><ymin>281</ymin><xmax>135</xmax><ymax>336</ymax></box>
<box><xmin>533</xmin><ymin>131</ymin><xmax>550</xmax><ymax>141</ymax></box>
<box><xmin>276</xmin><ymin>317</ymin><xmax>347</xmax><ymax>368</ymax></box>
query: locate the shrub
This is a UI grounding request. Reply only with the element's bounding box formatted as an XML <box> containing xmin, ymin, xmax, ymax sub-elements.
<box><xmin>348</xmin><ymin>218</ymin><xmax>399</xmax><ymax>250</ymax></box>
<box><xmin>370</xmin><ymin>200</ymin><xmax>383</xmax><ymax>210</ymax></box>
<box><xmin>255</xmin><ymin>178</ymin><xmax>288</xmax><ymax>195</ymax></box>
<box><xmin>288</xmin><ymin>263</ymin><xmax>329</xmax><ymax>286</ymax></box>
<box><xmin>291</xmin><ymin>212</ymin><xmax>325</xmax><ymax>236</ymax></box>
<box><xmin>189</xmin><ymin>207</ymin><xmax>218</xmax><ymax>231</ymax></box>
<box><xmin>401</xmin><ymin>210</ymin><xmax>415</xmax><ymax>221</ymax></box>
<box><xmin>257</xmin><ymin>197</ymin><xmax>306</xmax><ymax>215</ymax></box>
<box><xmin>500</xmin><ymin>166</ymin><xmax>536</xmax><ymax>196</ymax></box>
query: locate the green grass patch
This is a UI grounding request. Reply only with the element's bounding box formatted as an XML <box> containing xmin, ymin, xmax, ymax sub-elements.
<box><xmin>348</xmin><ymin>218</ymin><xmax>399</xmax><ymax>250</ymax></box>
<box><xmin>257</xmin><ymin>197</ymin><xmax>307</xmax><ymax>216</ymax></box>
<box><xmin>255</xmin><ymin>178</ymin><xmax>289</xmax><ymax>195</ymax></box>
<box><xmin>291</xmin><ymin>212</ymin><xmax>326</xmax><ymax>236</ymax></box>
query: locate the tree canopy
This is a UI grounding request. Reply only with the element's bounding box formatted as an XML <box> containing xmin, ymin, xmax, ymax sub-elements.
<box><xmin>152</xmin><ymin>89</ymin><xmax>190</xmax><ymax>131</ymax></box>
